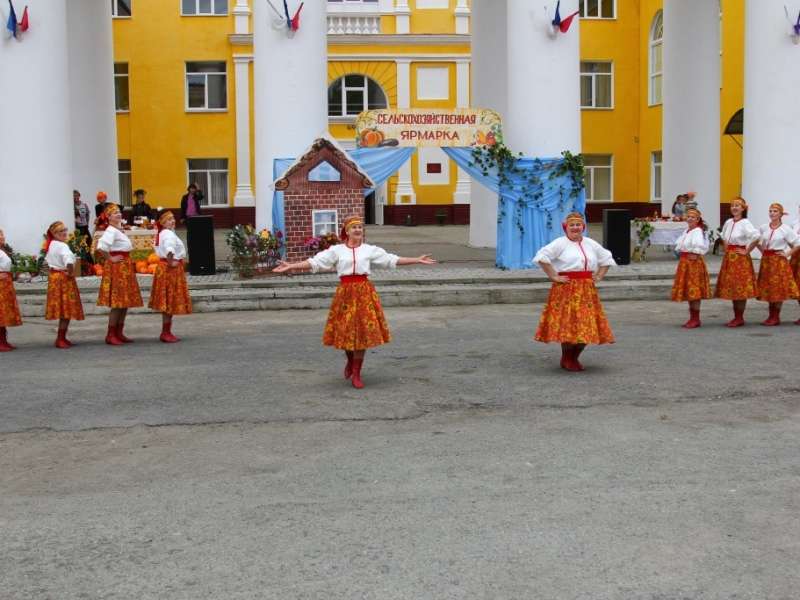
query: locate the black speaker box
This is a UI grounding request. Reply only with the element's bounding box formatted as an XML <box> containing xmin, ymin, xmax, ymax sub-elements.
<box><xmin>186</xmin><ymin>215</ymin><xmax>216</xmax><ymax>276</ymax></box>
<box><xmin>602</xmin><ymin>209</ymin><xmax>631</xmax><ymax>265</ymax></box>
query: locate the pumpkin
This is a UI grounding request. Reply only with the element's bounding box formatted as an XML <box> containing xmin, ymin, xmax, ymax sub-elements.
<box><xmin>147</xmin><ymin>264</ymin><xmax>158</xmax><ymax>274</ymax></box>
<box><xmin>135</xmin><ymin>260</ymin><xmax>148</xmax><ymax>273</ymax></box>
<box><xmin>147</xmin><ymin>253</ymin><xmax>160</xmax><ymax>265</ymax></box>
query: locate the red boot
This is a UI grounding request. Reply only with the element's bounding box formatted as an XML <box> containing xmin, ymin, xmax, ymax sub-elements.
<box><xmin>559</xmin><ymin>345</ymin><xmax>570</xmax><ymax>370</ymax></box>
<box><xmin>726</xmin><ymin>306</ymin><xmax>745</xmax><ymax>328</ymax></box>
<box><xmin>683</xmin><ymin>308</ymin><xmax>701</xmax><ymax>329</ymax></box>
<box><xmin>350</xmin><ymin>358</ymin><xmax>364</xmax><ymax>389</ymax></box>
<box><xmin>105</xmin><ymin>324</ymin><xmax>124</xmax><ymax>346</ymax></box>
<box><xmin>761</xmin><ymin>304</ymin><xmax>780</xmax><ymax>326</ymax></box>
<box><xmin>116</xmin><ymin>323</ymin><xmax>134</xmax><ymax>343</ymax></box>
<box><xmin>54</xmin><ymin>328</ymin><xmax>70</xmax><ymax>349</ymax></box>
<box><xmin>344</xmin><ymin>351</ymin><xmax>354</xmax><ymax>379</ymax></box>
<box><xmin>0</xmin><ymin>327</ymin><xmax>15</xmax><ymax>352</ymax></box>
<box><xmin>159</xmin><ymin>320</ymin><xmax>180</xmax><ymax>343</ymax></box>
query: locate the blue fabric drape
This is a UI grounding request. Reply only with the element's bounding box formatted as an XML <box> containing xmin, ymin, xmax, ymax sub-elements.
<box><xmin>442</xmin><ymin>147</ymin><xmax>586</xmax><ymax>270</ymax></box>
<box><xmin>272</xmin><ymin>147</ymin><xmax>416</xmax><ymax>236</ymax></box>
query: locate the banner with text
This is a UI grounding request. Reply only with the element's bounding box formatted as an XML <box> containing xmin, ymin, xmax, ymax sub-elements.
<box><xmin>355</xmin><ymin>108</ymin><xmax>503</xmax><ymax>148</ymax></box>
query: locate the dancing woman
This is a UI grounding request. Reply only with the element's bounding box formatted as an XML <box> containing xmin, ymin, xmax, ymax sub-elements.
<box><xmin>148</xmin><ymin>211</ymin><xmax>192</xmax><ymax>342</ymax></box>
<box><xmin>756</xmin><ymin>203</ymin><xmax>799</xmax><ymax>326</ymax></box>
<box><xmin>44</xmin><ymin>221</ymin><xmax>85</xmax><ymax>348</ymax></box>
<box><xmin>670</xmin><ymin>208</ymin><xmax>711</xmax><ymax>328</ymax></box>
<box><xmin>0</xmin><ymin>228</ymin><xmax>22</xmax><ymax>352</ymax></box>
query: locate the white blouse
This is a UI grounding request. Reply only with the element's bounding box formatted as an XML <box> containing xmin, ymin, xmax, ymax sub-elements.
<box><xmin>97</xmin><ymin>226</ymin><xmax>133</xmax><ymax>253</ymax></box>
<box><xmin>45</xmin><ymin>240</ymin><xmax>76</xmax><ymax>270</ymax></box>
<box><xmin>533</xmin><ymin>236</ymin><xmax>616</xmax><ymax>273</ymax></box>
<box><xmin>721</xmin><ymin>218</ymin><xmax>760</xmax><ymax>247</ymax></box>
<box><xmin>0</xmin><ymin>249</ymin><xmax>11</xmax><ymax>273</ymax></box>
<box><xmin>308</xmin><ymin>243</ymin><xmax>399</xmax><ymax>276</ymax></box>
<box><xmin>155</xmin><ymin>229</ymin><xmax>186</xmax><ymax>260</ymax></box>
<box><xmin>759</xmin><ymin>223</ymin><xmax>799</xmax><ymax>252</ymax></box>
<box><xmin>674</xmin><ymin>227</ymin><xmax>709</xmax><ymax>255</ymax></box>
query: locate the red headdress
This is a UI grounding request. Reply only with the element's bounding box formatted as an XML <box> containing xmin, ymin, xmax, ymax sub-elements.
<box><xmin>339</xmin><ymin>215</ymin><xmax>364</xmax><ymax>243</ymax></box>
<box><xmin>685</xmin><ymin>207</ymin><xmax>704</xmax><ymax>230</ymax></box>
<box><xmin>156</xmin><ymin>211</ymin><xmax>174</xmax><ymax>246</ymax></box>
<box><xmin>561</xmin><ymin>212</ymin><xmax>586</xmax><ymax>233</ymax></box>
<box><xmin>44</xmin><ymin>221</ymin><xmax>65</xmax><ymax>253</ymax></box>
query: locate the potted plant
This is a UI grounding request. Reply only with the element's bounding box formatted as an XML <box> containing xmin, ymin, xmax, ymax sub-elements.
<box><xmin>225</xmin><ymin>224</ymin><xmax>284</xmax><ymax>279</ymax></box>
<box><xmin>66</xmin><ymin>230</ymin><xmax>91</xmax><ymax>276</ymax></box>
<box><xmin>11</xmin><ymin>253</ymin><xmax>44</xmax><ymax>281</ymax></box>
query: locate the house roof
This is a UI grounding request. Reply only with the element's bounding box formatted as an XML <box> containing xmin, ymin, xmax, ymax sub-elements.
<box><xmin>273</xmin><ymin>134</ymin><xmax>375</xmax><ymax>191</ymax></box>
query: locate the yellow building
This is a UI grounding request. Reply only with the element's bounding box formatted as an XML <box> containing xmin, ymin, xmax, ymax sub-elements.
<box><xmin>111</xmin><ymin>0</ymin><xmax>744</xmax><ymax>226</ymax></box>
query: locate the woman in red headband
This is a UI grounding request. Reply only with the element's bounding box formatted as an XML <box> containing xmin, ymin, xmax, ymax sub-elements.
<box><xmin>670</xmin><ymin>208</ymin><xmax>711</xmax><ymax>328</ymax></box>
<box><xmin>534</xmin><ymin>212</ymin><xmax>615</xmax><ymax>372</ymax></box>
<box><xmin>756</xmin><ymin>203</ymin><xmax>799</xmax><ymax>325</ymax></box>
<box><xmin>44</xmin><ymin>221</ymin><xmax>85</xmax><ymax>348</ymax></box>
<box><xmin>96</xmin><ymin>204</ymin><xmax>143</xmax><ymax>344</ymax></box>
<box><xmin>715</xmin><ymin>197</ymin><xmax>760</xmax><ymax>326</ymax></box>
<box><xmin>148</xmin><ymin>211</ymin><xmax>192</xmax><ymax>342</ymax></box>
<box><xmin>0</xmin><ymin>228</ymin><xmax>22</xmax><ymax>352</ymax></box>
<box><xmin>274</xmin><ymin>215</ymin><xmax>436</xmax><ymax>389</ymax></box>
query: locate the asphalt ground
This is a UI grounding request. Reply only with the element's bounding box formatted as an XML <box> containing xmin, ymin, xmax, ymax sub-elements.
<box><xmin>2</xmin><ymin>302</ymin><xmax>799</xmax><ymax>599</ymax></box>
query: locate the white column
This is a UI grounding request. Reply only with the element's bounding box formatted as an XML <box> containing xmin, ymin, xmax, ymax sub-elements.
<box><xmin>233</xmin><ymin>0</ymin><xmax>251</xmax><ymax>34</ymax></box>
<box><xmin>454</xmin><ymin>0</ymin><xmax>470</xmax><ymax>35</ymax></box>
<box><xmin>662</xmin><ymin>0</ymin><xmax>720</xmax><ymax>228</ymax></box>
<box><xmin>741</xmin><ymin>0</ymin><xmax>800</xmax><ymax>225</ymax></box>
<box><xmin>254</xmin><ymin>0</ymin><xmax>328</xmax><ymax>230</ymax></box>
<box><xmin>453</xmin><ymin>58</ymin><xmax>471</xmax><ymax>205</ymax></box>
<box><xmin>395</xmin><ymin>0</ymin><xmax>410</xmax><ymax>34</ymax></box>
<box><xmin>67</xmin><ymin>0</ymin><xmax>119</xmax><ymax>209</ymax></box>
<box><xmin>469</xmin><ymin>0</ymin><xmax>507</xmax><ymax>247</ymax></box>
<box><xmin>0</xmin><ymin>0</ymin><xmax>74</xmax><ymax>254</ymax></box>
<box><xmin>394</xmin><ymin>58</ymin><xmax>416</xmax><ymax>205</ymax></box>
<box><xmin>233</xmin><ymin>55</ymin><xmax>255</xmax><ymax>207</ymax></box>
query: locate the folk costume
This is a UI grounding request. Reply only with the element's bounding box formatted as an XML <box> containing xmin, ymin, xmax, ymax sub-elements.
<box><xmin>756</xmin><ymin>203</ymin><xmax>799</xmax><ymax>325</ymax></box>
<box><xmin>714</xmin><ymin>198</ymin><xmax>760</xmax><ymax>326</ymax></box>
<box><xmin>0</xmin><ymin>243</ymin><xmax>21</xmax><ymax>352</ymax></box>
<box><xmin>96</xmin><ymin>204</ymin><xmax>143</xmax><ymax>344</ymax></box>
<box><xmin>149</xmin><ymin>212</ymin><xmax>192</xmax><ymax>342</ymax></box>
<box><xmin>308</xmin><ymin>216</ymin><xmax>398</xmax><ymax>389</ymax></box>
<box><xmin>44</xmin><ymin>222</ymin><xmax>84</xmax><ymax>348</ymax></box>
<box><xmin>791</xmin><ymin>217</ymin><xmax>800</xmax><ymax>324</ymax></box>
<box><xmin>670</xmin><ymin>208</ymin><xmax>711</xmax><ymax>328</ymax></box>
<box><xmin>534</xmin><ymin>213</ymin><xmax>616</xmax><ymax>372</ymax></box>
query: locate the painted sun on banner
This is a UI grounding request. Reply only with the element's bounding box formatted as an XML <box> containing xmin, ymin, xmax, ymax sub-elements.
<box><xmin>355</xmin><ymin>108</ymin><xmax>503</xmax><ymax>148</ymax></box>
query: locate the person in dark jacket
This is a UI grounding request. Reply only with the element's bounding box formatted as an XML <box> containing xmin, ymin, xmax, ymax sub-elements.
<box><xmin>130</xmin><ymin>189</ymin><xmax>154</xmax><ymax>220</ymax></box>
<box><xmin>180</xmin><ymin>183</ymin><xmax>204</xmax><ymax>223</ymax></box>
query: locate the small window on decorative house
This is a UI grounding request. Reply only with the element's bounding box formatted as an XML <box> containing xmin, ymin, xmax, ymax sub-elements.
<box><xmin>274</xmin><ymin>136</ymin><xmax>374</xmax><ymax>262</ymax></box>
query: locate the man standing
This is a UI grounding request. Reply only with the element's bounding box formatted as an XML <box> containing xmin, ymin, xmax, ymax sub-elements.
<box><xmin>73</xmin><ymin>190</ymin><xmax>91</xmax><ymax>238</ymax></box>
<box><xmin>180</xmin><ymin>183</ymin><xmax>204</xmax><ymax>223</ymax></box>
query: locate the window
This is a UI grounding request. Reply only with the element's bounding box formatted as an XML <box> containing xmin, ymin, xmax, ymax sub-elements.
<box><xmin>579</xmin><ymin>0</ymin><xmax>614</xmax><ymax>19</ymax></box>
<box><xmin>580</xmin><ymin>62</ymin><xmax>612</xmax><ymax>109</ymax></box>
<box><xmin>186</xmin><ymin>62</ymin><xmax>227</xmax><ymax>110</ymax></box>
<box><xmin>583</xmin><ymin>155</ymin><xmax>613</xmax><ymax>202</ymax></box>
<box><xmin>182</xmin><ymin>0</ymin><xmax>228</xmax><ymax>16</ymax></box>
<box><xmin>118</xmin><ymin>159</ymin><xmax>132</xmax><ymax>207</ymax></box>
<box><xmin>651</xmin><ymin>151</ymin><xmax>662</xmax><ymax>202</ymax></box>
<box><xmin>649</xmin><ymin>11</ymin><xmax>663</xmax><ymax>106</ymax></box>
<box><xmin>114</xmin><ymin>63</ymin><xmax>129</xmax><ymax>112</ymax></box>
<box><xmin>308</xmin><ymin>161</ymin><xmax>341</xmax><ymax>182</ymax></box>
<box><xmin>327</xmin><ymin>75</ymin><xmax>387</xmax><ymax>117</ymax></box>
<box><xmin>187</xmin><ymin>159</ymin><xmax>229</xmax><ymax>206</ymax></box>
<box><xmin>111</xmin><ymin>0</ymin><xmax>132</xmax><ymax>17</ymax></box>
<box><xmin>312</xmin><ymin>210</ymin><xmax>338</xmax><ymax>236</ymax></box>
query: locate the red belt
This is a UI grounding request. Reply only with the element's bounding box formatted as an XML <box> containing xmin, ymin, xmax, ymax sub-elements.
<box><xmin>340</xmin><ymin>274</ymin><xmax>368</xmax><ymax>284</ymax></box>
<box><xmin>48</xmin><ymin>268</ymin><xmax>67</xmax><ymax>273</ymax></box>
<box><xmin>558</xmin><ymin>271</ymin><xmax>593</xmax><ymax>280</ymax></box>
<box><xmin>762</xmin><ymin>250</ymin><xmax>782</xmax><ymax>256</ymax></box>
<box><xmin>679</xmin><ymin>252</ymin><xmax>701</xmax><ymax>259</ymax></box>
<box><xmin>726</xmin><ymin>245</ymin><xmax>746</xmax><ymax>251</ymax></box>
<box><xmin>159</xmin><ymin>259</ymin><xmax>184</xmax><ymax>265</ymax></box>
<box><xmin>110</xmin><ymin>251</ymin><xmax>130</xmax><ymax>257</ymax></box>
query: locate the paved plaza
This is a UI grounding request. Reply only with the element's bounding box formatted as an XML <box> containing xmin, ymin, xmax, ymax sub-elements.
<box><xmin>2</xmin><ymin>302</ymin><xmax>799</xmax><ymax>599</ymax></box>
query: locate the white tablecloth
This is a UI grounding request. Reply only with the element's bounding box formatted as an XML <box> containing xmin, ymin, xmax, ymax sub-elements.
<box><xmin>631</xmin><ymin>221</ymin><xmax>687</xmax><ymax>246</ymax></box>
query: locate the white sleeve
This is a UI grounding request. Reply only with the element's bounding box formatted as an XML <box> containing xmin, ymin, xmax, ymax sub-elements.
<box><xmin>59</xmin><ymin>243</ymin><xmax>75</xmax><ymax>265</ymax></box>
<box><xmin>0</xmin><ymin>250</ymin><xmax>11</xmax><ymax>272</ymax></box>
<box><xmin>96</xmin><ymin>228</ymin><xmax>115</xmax><ymax>253</ymax></box>
<box><xmin>586</xmin><ymin>237</ymin><xmax>616</xmax><ymax>267</ymax></box>
<box><xmin>785</xmin><ymin>226</ymin><xmax>799</xmax><ymax>246</ymax></box>
<box><xmin>744</xmin><ymin>221</ymin><xmax>761</xmax><ymax>244</ymax></box>
<box><xmin>307</xmin><ymin>247</ymin><xmax>338</xmax><ymax>273</ymax></box>
<box><xmin>685</xmin><ymin>229</ymin><xmax>709</xmax><ymax>254</ymax></box>
<box><xmin>162</xmin><ymin>232</ymin><xmax>178</xmax><ymax>256</ymax></box>
<box><xmin>368</xmin><ymin>245</ymin><xmax>399</xmax><ymax>270</ymax></box>
<box><xmin>533</xmin><ymin>238</ymin><xmax>564</xmax><ymax>265</ymax></box>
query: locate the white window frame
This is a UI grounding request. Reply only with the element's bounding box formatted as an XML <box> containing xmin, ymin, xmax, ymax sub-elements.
<box><xmin>649</xmin><ymin>11</ymin><xmax>663</xmax><ymax>106</ymax></box>
<box><xmin>114</xmin><ymin>63</ymin><xmax>130</xmax><ymax>113</ymax></box>
<box><xmin>118</xmin><ymin>159</ymin><xmax>132</xmax><ymax>207</ymax></box>
<box><xmin>187</xmin><ymin>159</ymin><xmax>229</xmax><ymax>207</ymax></box>
<box><xmin>111</xmin><ymin>0</ymin><xmax>132</xmax><ymax>18</ymax></box>
<box><xmin>580</xmin><ymin>61</ymin><xmax>614</xmax><ymax>110</ymax></box>
<box><xmin>181</xmin><ymin>0</ymin><xmax>229</xmax><ymax>16</ymax></box>
<box><xmin>583</xmin><ymin>155</ymin><xmax>614</xmax><ymax>203</ymax></box>
<box><xmin>185</xmin><ymin>62</ymin><xmax>228</xmax><ymax>112</ymax></box>
<box><xmin>579</xmin><ymin>0</ymin><xmax>616</xmax><ymax>20</ymax></box>
<box><xmin>327</xmin><ymin>74</ymin><xmax>388</xmax><ymax>120</ymax></box>
<box><xmin>651</xmin><ymin>151</ymin><xmax>662</xmax><ymax>202</ymax></box>
<box><xmin>312</xmin><ymin>210</ymin><xmax>339</xmax><ymax>237</ymax></box>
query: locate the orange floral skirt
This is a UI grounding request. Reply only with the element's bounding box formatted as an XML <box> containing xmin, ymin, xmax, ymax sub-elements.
<box><xmin>791</xmin><ymin>253</ymin><xmax>800</xmax><ymax>287</ymax></box>
<box><xmin>714</xmin><ymin>250</ymin><xmax>757</xmax><ymax>300</ymax></box>
<box><xmin>45</xmin><ymin>271</ymin><xmax>85</xmax><ymax>321</ymax></box>
<box><xmin>0</xmin><ymin>274</ymin><xmax>22</xmax><ymax>327</ymax></box>
<box><xmin>97</xmin><ymin>255</ymin><xmax>143</xmax><ymax>309</ymax></box>
<box><xmin>757</xmin><ymin>254</ymin><xmax>799</xmax><ymax>302</ymax></box>
<box><xmin>535</xmin><ymin>278</ymin><xmax>615</xmax><ymax>345</ymax></box>
<box><xmin>671</xmin><ymin>254</ymin><xmax>712</xmax><ymax>302</ymax></box>
<box><xmin>323</xmin><ymin>277</ymin><xmax>391</xmax><ymax>351</ymax></box>
<box><xmin>148</xmin><ymin>261</ymin><xmax>193</xmax><ymax>315</ymax></box>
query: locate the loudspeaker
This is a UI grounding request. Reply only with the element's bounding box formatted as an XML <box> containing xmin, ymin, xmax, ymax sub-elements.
<box><xmin>602</xmin><ymin>209</ymin><xmax>631</xmax><ymax>265</ymax></box>
<box><xmin>186</xmin><ymin>215</ymin><xmax>216</xmax><ymax>275</ymax></box>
